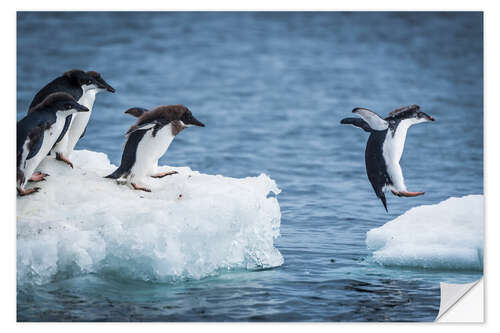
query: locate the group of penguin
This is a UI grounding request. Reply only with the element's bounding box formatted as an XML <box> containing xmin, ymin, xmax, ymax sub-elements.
<box><xmin>17</xmin><ymin>69</ymin><xmax>435</xmax><ymax>212</ymax></box>
<box><xmin>16</xmin><ymin>69</ymin><xmax>205</xmax><ymax>196</ymax></box>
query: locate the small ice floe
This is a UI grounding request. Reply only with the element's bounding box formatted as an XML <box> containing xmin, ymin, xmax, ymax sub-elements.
<box><xmin>17</xmin><ymin>150</ymin><xmax>283</xmax><ymax>285</ymax></box>
<box><xmin>366</xmin><ymin>195</ymin><xmax>484</xmax><ymax>271</ymax></box>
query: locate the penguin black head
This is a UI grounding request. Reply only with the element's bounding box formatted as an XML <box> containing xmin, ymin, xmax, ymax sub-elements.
<box><xmin>29</xmin><ymin>92</ymin><xmax>89</xmax><ymax>114</ymax></box>
<box><xmin>386</xmin><ymin>104</ymin><xmax>435</xmax><ymax>123</ymax></box>
<box><xmin>139</xmin><ymin>105</ymin><xmax>205</xmax><ymax>127</ymax></box>
<box><xmin>63</xmin><ymin>69</ymin><xmax>115</xmax><ymax>93</ymax></box>
<box><xmin>63</xmin><ymin>69</ymin><xmax>91</xmax><ymax>87</ymax></box>
<box><xmin>127</xmin><ymin>104</ymin><xmax>205</xmax><ymax>136</ymax></box>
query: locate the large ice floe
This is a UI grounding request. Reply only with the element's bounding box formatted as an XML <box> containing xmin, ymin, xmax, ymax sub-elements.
<box><xmin>17</xmin><ymin>150</ymin><xmax>283</xmax><ymax>285</ymax></box>
<box><xmin>366</xmin><ymin>195</ymin><xmax>483</xmax><ymax>271</ymax></box>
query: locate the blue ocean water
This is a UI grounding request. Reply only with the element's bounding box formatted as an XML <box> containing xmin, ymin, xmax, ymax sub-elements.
<box><xmin>16</xmin><ymin>12</ymin><xmax>483</xmax><ymax>322</ymax></box>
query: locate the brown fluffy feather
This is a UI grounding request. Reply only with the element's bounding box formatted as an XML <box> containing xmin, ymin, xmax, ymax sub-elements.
<box><xmin>126</xmin><ymin>105</ymin><xmax>189</xmax><ymax>135</ymax></box>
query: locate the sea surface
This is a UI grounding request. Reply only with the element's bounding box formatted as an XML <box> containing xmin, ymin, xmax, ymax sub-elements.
<box><xmin>16</xmin><ymin>12</ymin><xmax>483</xmax><ymax>322</ymax></box>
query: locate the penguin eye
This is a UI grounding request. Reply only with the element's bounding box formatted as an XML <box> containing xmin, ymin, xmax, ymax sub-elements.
<box><xmin>65</xmin><ymin>104</ymin><xmax>73</xmax><ymax>110</ymax></box>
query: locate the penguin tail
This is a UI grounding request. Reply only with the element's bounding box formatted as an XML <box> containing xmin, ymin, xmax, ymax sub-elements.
<box><xmin>105</xmin><ymin>167</ymin><xmax>125</xmax><ymax>179</ymax></box>
<box><xmin>373</xmin><ymin>187</ymin><xmax>388</xmax><ymax>212</ymax></box>
<box><xmin>378</xmin><ymin>192</ymin><xmax>388</xmax><ymax>212</ymax></box>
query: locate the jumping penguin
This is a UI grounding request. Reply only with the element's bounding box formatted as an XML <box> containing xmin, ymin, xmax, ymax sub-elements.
<box><xmin>341</xmin><ymin>104</ymin><xmax>435</xmax><ymax>211</ymax></box>
<box><xmin>17</xmin><ymin>92</ymin><xmax>89</xmax><ymax>196</ymax></box>
<box><xmin>28</xmin><ymin>69</ymin><xmax>115</xmax><ymax>168</ymax></box>
<box><xmin>106</xmin><ymin>105</ymin><xmax>205</xmax><ymax>192</ymax></box>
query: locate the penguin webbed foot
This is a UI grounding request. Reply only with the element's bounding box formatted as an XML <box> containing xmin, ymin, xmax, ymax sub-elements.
<box><xmin>55</xmin><ymin>152</ymin><xmax>74</xmax><ymax>168</ymax></box>
<box><xmin>391</xmin><ymin>190</ymin><xmax>425</xmax><ymax>197</ymax></box>
<box><xmin>151</xmin><ymin>171</ymin><xmax>178</xmax><ymax>178</ymax></box>
<box><xmin>29</xmin><ymin>172</ymin><xmax>49</xmax><ymax>182</ymax></box>
<box><xmin>131</xmin><ymin>183</ymin><xmax>151</xmax><ymax>192</ymax></box>
<box><xmin>17</xmin><ymin>187</ymin><xmax>41</xmax><ymax>196</ymax></box>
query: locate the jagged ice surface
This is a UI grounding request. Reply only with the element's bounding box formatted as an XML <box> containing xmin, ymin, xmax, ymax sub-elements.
<box><xmin>17</xmin><ymin>150</ymin><xmax>283</xmax><ymax>285</ymax></box>
<box><xmin>366</xmin><ymin>195</ymin><xmax>483</xmax><ymax>271</ymax></box>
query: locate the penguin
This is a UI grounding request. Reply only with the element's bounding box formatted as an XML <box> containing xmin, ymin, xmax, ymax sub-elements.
<box><xmin>340</xmin><ymin>104</ymin><xmax>435</xmax><ymax>211</ymax></box>
<box><xmin>123</xmin><ymin>107</ymin><xmax>164</xmax><ymax>175</ymax></box>
<box><xmin>27</xmin><ymin>69</ymin><xmax>115</xmax><ymax>168</ymax></box>
<box><xmin>106</xmin><ymin>105</ymin><xmax>205</xmax><ymax>192</ymax></box>
<box><xmin>17</xmin><ymin>92</ymin><xmax>89</xmax><ymax>196</ymax></box>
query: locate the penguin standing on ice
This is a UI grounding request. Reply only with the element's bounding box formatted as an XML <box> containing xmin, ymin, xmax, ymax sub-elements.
<box><xmin>28</xmin><ymin>69</ymin><xmax>115</xmax><ymax>168</ymax></box>
<box><xmin>106</xmin><ymin>105</ymin><xmax>205</xmax><ymax>192</ymax></box>
<box><xmin>341</xmin><ymin>104</ymin><xmax>435</xmax><ymax>211</ymax></box>
<box><xmin>17</xmin><ymin>92</ymin><xmax>89</xmax><ymax>196</ymax></box>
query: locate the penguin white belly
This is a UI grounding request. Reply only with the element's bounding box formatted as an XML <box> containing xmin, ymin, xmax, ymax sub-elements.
<box><xmin>130</xmin><ymin>124</ymin><xmax>175</xmax><ymax>182</ymax></box>
<box><xmin>382</xmin><ymin>121</ymin><xmax>411</xmax><ymax>192</ymax></box>
<box><xmin>22</xmin><ymin>115</ymin><xmax>66</xmax><ymax>186</ymax></box>
<box><xmin>51</xmin><ymin>90</ymin><xmax>96</xmax><ymax>156</ymax></box>
<box><xmin>65</xmin><ymin>90</ymin><xmax>97</xmax><ymax>156</ymax></box>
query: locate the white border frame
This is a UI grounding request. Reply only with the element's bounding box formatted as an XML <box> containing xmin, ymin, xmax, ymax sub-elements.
<box><xmin>4</xmin><ymin>1</ymin><xmax>496</xmax><ymax>331</ymax></box>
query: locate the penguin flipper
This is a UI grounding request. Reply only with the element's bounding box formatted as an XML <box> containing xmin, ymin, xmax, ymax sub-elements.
<box><xmin>55</xmin><ymin>115</ymin><xmax>73</xmax><ymax>145</ymax></box>
<box><xmin>352</xmin><ymin>107</ymin><xmax>388</xmax><ymax>131</ymax></box>
<box><xmin>17</xmin><ymin>112</ymin><xmax>56</xmax><ymax>167</ymax></box>
<box><xmin>80</xmin><ymin>125</ymin><xmax>87</xmax><ymax>139</ymax></box>
<box><xmin>124</xmin><ymin>107</ymin><xmax>149</xmax><ymax>118</ymax></box>
<box><xmin>126</xmin><ymin>121</ymin><xmax>159</xmax><ymax>135</ymax></box>
<box><xmin>340</xmin><ymin>118</ymin><xmax>372</xmax><ymax>132</ymax></box>
<box><xmin>50</xmin><ymin>114</ymin><xmax>72</xmax><ymax>153</ymax></box>
<box><xmin>26</xmin><ymin>123</ymin><xmax>49</xmax><ymax>160</ymax></box>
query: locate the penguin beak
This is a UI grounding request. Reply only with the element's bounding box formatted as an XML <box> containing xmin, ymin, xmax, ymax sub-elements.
<box><xmin>101</xmin><ymin>83</ymin><xmax>115</xmax><ymax>93</ymax></box>
<box><xmin>76</xmin><ymin>104</ymin><xmax>90</xmax><ymax>112</ymax></box>
<box><xmin>420</xmin><ymin>112</ymin><xmax>435</xmax><ymax>122</ymax></box>
<box><xmin>105</xmin><ymin>84</ymin><xmax>116</xmax><ymax>93</ymax></box>
<box><xmin>96</xmin><ymin>80</ymin><xmax>115</xmax><ymax>93</ymax></box>
<box><xmin>185</xmin><ymin>115</ymin><xmax>205</xmax><ymax>127</ymax></box>
<box><xmin>189</xmin><ymin>117</ymin><xmax>205</xmax><ymax>127</ymax></box>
